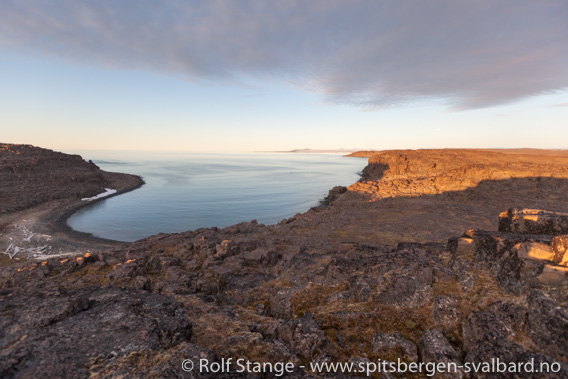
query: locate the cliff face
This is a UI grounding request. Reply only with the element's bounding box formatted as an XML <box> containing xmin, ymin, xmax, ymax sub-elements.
<box><xmin>0</xmin><ymin>143</ymin><xmax>141</xmax><ymax>214</ymax></box>
<box><xmin>350</xmin><ymin>149</ymin><xmax>568</xmax><ymax>199</ymax></box>
<box><xmin>337</xmin><ymin>149</ymin><xmax>568</xmax><ymax>245</ymax></box>
<box><xmin>1</xmin><ymin>148</ymin><xmax>568</xmax><ymax>377</ymax></box>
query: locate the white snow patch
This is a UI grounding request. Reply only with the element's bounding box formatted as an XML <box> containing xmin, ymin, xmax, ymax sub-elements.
<box><xmin>81</xmin><ymin>188</ymin><xmax>117</xmax><ymax>201</ymax></box>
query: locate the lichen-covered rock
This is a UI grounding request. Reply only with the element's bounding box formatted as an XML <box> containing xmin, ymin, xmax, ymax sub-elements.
<box><xmin>454</xmin><ymin>230</ymin><xmax>560</xmax><ymax>294</ymax></box>
<box><xmin>433</xmin><ymin>296</ymin><xmax>461</xmax><ymax>326</ymax></box>
<box><xmin>348</xmin><ymin>277</ymin><xmax>372</xmax><ymax>302</ymax></box>
<box><xmin>240</xmin><ymin>248</ymin><xmax>273</xmax><ymax>266</ymax></box>
<box><xmin>372</xmin><ymin>332</ymin><xmax>418</xmax><ymax>362</ymax></box>
<box><xmin>526</xmin><ymin>290</ymin><xmax>568</xmax><ymax>360</ymax></box>
<box><xmin>377</xmin><ymin>266</ymin><xmax>433</xmax><ymax>308</ymax></box>
<box><xmin>484</xmin><ymin>301</ymin><xmax>527</xmax><ymax>334</ymax></box>
<box><xmin>461</xmin><ymin>308</ymin><xmax>568</xmax><ymax>377</ymax></box>
<box><xmin>276</xmin><ymin>314</ymin><xmax>335</xmax><ymax>362</ymax></box>
<box><xmin>462</xmin><ymin>311</ymin><xmax>529</xmax><ymax>368</ymax></box>
<box><xmin>0</xmin><ymin>288</ymin><xmax>191</xmax><ymax>378</ymax></box>
<box><xmin>418</xmin><ymin>329</ymin><xmax>464</xmax><ymax>378</ymax></box>
<box><xmin>214</xmin><ymin>239</ymin><xmax>240</xmax><ymax>260</ymax></box>
<box><xmin>462</xmin><ymin>311</ymin><xmax>512</xmax><ymax>354</ymax></box>
<box><xmin>269</xmin><ymin>288</ymin><xmax>297</xmax><ymax>320</ymax></box>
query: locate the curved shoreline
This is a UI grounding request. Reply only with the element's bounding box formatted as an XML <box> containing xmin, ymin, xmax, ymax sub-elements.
<box><xmin>0</xmin><ymin>173</ymin><xmax>145</xmax><ymax>265</ymax></box>
<box><xmin>58</xmin><ymin>155</ymin><xmax>367</xmax><ymax>243</ymax></box>
<box><xmin>53</xmin><ymin>175</ymin><xmax>146</xmax><ymax>244</ymax></box>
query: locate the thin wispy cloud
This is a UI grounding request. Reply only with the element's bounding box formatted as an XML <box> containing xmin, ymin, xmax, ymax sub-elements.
<box><xmin>1</xmin><ymin>0</ymin><xmax>567</xmax><ymax>110</ymax></box>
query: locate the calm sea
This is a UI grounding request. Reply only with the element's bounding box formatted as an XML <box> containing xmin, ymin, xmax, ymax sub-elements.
<box><xmin>67</xmin><ymin>151</ymin><xmax>366</xmax><ymax>242</ymax></box>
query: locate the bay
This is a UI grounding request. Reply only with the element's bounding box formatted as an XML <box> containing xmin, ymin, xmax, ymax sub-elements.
<box><xmin>67</xmin><ymin>151</ymin><xmax>366</xmax><ymax>242</ymax></box>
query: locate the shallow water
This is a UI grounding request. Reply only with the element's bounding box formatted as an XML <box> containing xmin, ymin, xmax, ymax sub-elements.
<box><xmin>67</xmin><ymin>151</ymin><xmax>366</xmax><ymax>242</ymax></box>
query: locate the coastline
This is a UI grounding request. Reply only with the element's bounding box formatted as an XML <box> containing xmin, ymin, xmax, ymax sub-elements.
<box><xmin>2</xmin><ymin>146</ymin><xmax>365</xmax><ymax>261</ymax></box>
<box><xmin>59</xmin><ymin>151</ymin><xmax>367</xmax><ymax>242</ymax></box>
<box><xmin>5</xmin><ymin>147</ymin><xmax>568</xmax><ymax>261</ymax></box>
<box><xmin>53</xmin><ymin>175</ymin><xmax>145</xmax><ymax>244</ymax></box>
<box><xmin>0</xmin><ymin>174</ymin><xmax>144</xmax><ymax>265</ymax></box>
<box><xmin>2</xmin><ymin>146</ymin><xmax>568</xmax><ymax>377</ymax></box>
<box><xmin>0</xmin><ymin>143</ymin><xmax>146</xmax><ymax>263</ymax></box>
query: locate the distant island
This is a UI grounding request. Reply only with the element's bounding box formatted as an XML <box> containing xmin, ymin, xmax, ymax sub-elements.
<box><xmin>259</xmin><ymin>148</ymin><xmax>364</xmax><ymax>154</ymax></box>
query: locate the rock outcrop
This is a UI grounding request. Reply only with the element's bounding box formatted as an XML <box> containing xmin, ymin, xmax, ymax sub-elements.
<box><xmin>445</xmin><ymin>215</ymin><xmax>568</xmax><ymax>376</ymax></box>
<box><xmin>0</xmin><ymin>143</ymin><xmax>142</xmax><ymax>214</ymax></box>
<box><xmin>350</xmin><ymin>149</ymin><xmax>568</xmax><ymax>200</ymax></box>
<box><xmin>499</xmin><ymin>208</ymin><xmax>568</xmax><ymax>236</ymax></box>
<box><xmin>1</xmin><ymin>205</ymin><xmax>567</xmax><ymax>377</ymax></box>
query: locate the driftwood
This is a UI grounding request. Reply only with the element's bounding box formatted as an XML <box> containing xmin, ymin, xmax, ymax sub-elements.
<box><xmin>3</xmin><ymin>243</ymin><xmax>50</xmax><ymax>259</ymax></box>
<box><xmin>4</xmin><ymin>243</ymin><xmax>19</xmax><ymax>259</ymax></box>
<box><xmin>1</xmin><ymin>221</ymin><xmax>53</xmax><ymax>259</ymax></box>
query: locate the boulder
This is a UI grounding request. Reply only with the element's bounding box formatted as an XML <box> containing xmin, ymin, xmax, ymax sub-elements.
<box><xmin>464</xmin><ymin>307</ymin><xmax>568</xmax><ymax>376</ymax></box>
<box><xmin>269</xmin><ymin>288</ymin><xmax>297</xmax><ymax>320</ymax></box>
<box><xmin>499</xmin><ymin>208</ymin><xmax>568</xmax><ymax>235</ymax></box>
<box><xmin>515</xmin><ymin>241</ymin><xmax>555</xmax><ymax>262</ymax></box>
<box><xmin>551</xmin><ymin>235</ymin><xmax>568</xmax><ymax>265</ymax></box>
<box><xmin>454</xmin><ymin>229</ymin><xmax>560</xmax><ymax>294</ymax></box>
<box><xmin>372</xmin><ymin>332</ymin><xmax>418</xmax><ymax>362</ymax></box>
<box><xmin>484</xmin><ymin>301</ymin><xmax>527</xmax><ymax>333</ymax></box>
<box><xmin>433</xmin><ymin>296</ymin><xmax>460</xmax><ymax>326</ymax></box>
<box><xmin>526</xmin><ymin>290</ymin><xmax>568</xmax><ymax>360</ymax></box>
<box><xmin>276</xmin><ymin>314</ymin><xmax>335</xmax><ymax>362</ymax></box>
<box><xmin>418</xmin><ymin>329</ymin><xmax>463</xmax><ymax>378</ymax></box>
<box><xmin>214</xmin><ymin>239</ymin><xmax>239</xmax><ymax>259</ymax></box>
<box><xmin>377</xmin><ymin>267</ymin><xmax>433</xmax><ymax>308</ymax></box>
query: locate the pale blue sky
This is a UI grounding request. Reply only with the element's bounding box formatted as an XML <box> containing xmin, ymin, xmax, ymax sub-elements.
<box><xmin>1</xmin><ymin>1</ymin><xmax>567</xmax><ymax>152</ymax></box>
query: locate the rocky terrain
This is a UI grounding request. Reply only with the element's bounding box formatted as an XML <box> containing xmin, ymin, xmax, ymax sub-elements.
<box><xmin>1</xmin><ymin>146</ymin><xmax>568</xmax><ymax>378</ymax></box>
<box><xmin>0</xmin><ymin>144</ymin><xmax>142</xmax><ymax>214</ymax></box>
<box><xmin>0</xmin><ymin>143</ymin><xmax>143</xmax><ymax>262</ymax></box>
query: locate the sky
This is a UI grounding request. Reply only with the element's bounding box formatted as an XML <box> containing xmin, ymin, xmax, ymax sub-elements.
<box><xmin>1</xmin><ymin>0</ymin><xmax>567</xmax><ymax>152</ymax></box>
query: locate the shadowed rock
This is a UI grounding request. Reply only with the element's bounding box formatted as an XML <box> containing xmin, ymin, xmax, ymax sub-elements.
<box><xmin>0</xmin><ymin>143</ymin><xmax>142</xmax><ymax>214</ymax></box>
<box><xmin>0</xmin><ymin>288</ymin><xmax>191</xmax><ymax>378</ymax></box>
<box><xmin>499</xmin><ymin>208</ymin><xmax>568</xmax><ymax>235</ymax></box>
<box><xmin>418</xmin><ymin>329</ymin><xmax>464</xmax><ymax>378</ymax></box>
<box><xmin>526</xmin><ymin>290</ymin><xmax>568</xmax><ymax>361</ymax></box>
<box><xmin>449</xmin><ymin>229</ymin><xmax>567</xmax><ymax>294</ymax></box>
